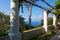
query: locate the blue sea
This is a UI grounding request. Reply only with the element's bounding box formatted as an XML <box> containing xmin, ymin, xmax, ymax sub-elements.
<box><xmin>25</xmin><ymin>21</ymin><xmax>41</xmax><ymax>27</ymax></box>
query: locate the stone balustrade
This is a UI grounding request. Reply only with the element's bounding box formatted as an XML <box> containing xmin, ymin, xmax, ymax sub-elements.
<box><xmin>0</xmin><ymin>25</ymin><xmax>55</xmax><ymax>40</ymax></box>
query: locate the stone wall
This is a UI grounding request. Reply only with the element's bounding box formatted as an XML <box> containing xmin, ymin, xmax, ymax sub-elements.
<box><xmin>22</xmin><ymin>27</ymin><xmax>45</xmax><ymax>40</ymax></box>
<box><xmin>0</xmin><ymin>25</ymin><xmax>55</xmax><ymax>40</ymax></box>
<box><xmin>0</xmin><ymin>36</ymin><xmax>9</xmax><ymax>40</ymax></box>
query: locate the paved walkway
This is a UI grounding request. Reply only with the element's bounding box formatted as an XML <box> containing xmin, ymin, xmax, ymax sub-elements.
<box><xmin>50</xmin><ymin>31</ymin><xmax>60</xmax><ymax>40</ymax></box>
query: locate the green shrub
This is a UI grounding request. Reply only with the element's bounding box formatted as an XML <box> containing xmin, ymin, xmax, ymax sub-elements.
<box><xmin>0</xmin><ymin>28</ymin><xmax>8</xmax><ymax>37</ymax></box>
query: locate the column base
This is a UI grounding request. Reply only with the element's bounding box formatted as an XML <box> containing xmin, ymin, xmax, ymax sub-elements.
<box><xmin>9</xmin><ymin>33</ymin><xmax>22</xmax><ymax>40</ymax></box>
<box><xmin>43</xmin><ymin>26</ymin><xmax>48</xmax><ymax>32</ymax></box>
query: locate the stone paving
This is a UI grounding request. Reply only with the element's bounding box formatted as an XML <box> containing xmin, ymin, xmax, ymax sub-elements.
<box><xmin>50</xmin><ymin>31</ymin><xmax>60</xmax><ymax>40</ymax></box>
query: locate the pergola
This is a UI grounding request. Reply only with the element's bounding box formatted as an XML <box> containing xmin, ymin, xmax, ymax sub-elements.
<box><xmin>9</xmin><ymin>0</ymin><xmax>56</xmax><ymax>40</ymax></box>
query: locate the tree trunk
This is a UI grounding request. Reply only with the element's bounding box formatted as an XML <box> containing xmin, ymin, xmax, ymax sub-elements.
<box><xmin>29</xmin><ymin>6</ymin><xmax>32</xmax><ymax>29</ymax></box>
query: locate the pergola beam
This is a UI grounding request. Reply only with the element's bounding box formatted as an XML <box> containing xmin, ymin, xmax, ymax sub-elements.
<box><xmin>25</xmin><ymin>0</ymin><xmax>45</xmax><ymax>10</ymax></box>
<box><xmin>41</xmin><ymin>0</ymin><xmax>54</xmax><ymax>9</ymax></box>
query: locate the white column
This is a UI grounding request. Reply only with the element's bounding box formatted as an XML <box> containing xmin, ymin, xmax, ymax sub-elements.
<box><xmin>9</xmin><ymin>0</ymin><xmax>21</xmax><ymax>40</ymax></box>
<box><xmin>43</xmin><ymin>10</ymin><xmax>48</xmax><ymax>32</ymax></box>
<box><xmin>53</xmin><ymin>14</ymin><xmax>56</xmax><ymax>26</ymax></box>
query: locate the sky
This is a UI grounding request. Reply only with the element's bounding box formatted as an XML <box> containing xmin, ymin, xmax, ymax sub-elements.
<box><xmin>0</xmin><ymin>0</ymin><xmax>56</xmax><ymax>22</ymax></box>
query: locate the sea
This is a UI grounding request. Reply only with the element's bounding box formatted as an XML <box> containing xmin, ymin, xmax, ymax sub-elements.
<box><xmin>25</xmin><ymin>21</ymin><xmax>41</xmax><ymax>27</ymax></box>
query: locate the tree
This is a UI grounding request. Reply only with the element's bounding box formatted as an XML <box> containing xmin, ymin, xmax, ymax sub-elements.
<box><xmin>4</xmin><ymin>15</ymin><xmax>10</xmax><ymax>25</ymax></box>
<box><xmin>55</xmin><ymin>0</ymin><xmax>60</xmax><ymax>17</ymax></box>
<box><xmin>40</xmin><ymin>18</ymin><xmax>53</xmax><ymax>26</ymax></box>
<box><xmin>55</xmin><ymin>0</ymin><xmax>60</xmax><ymax>9</ymax></box>
<box><xmin>52</xmin><ymin>0</ymin><xmax>60</xmax><ymax>25</ymax></box>
<box><xmin>24</xmin><ymin>0</ymin><xmax>39</xmax><ymax>29</ymax></box>
<box><xmin>20</xmin><ymin>0</ymin><xmax>39</xmax><ymax>29</ymax></box>
<box><xmin>28</xmin><ymin>0</ymin><xmax>39</xmax><ymax>29</ymax></box>
<box><xmin>0</xmin><ymin>12</ymin><xmax>5</xmax><ymax>26</ymax></box>
<box><xmin>19</xmin><ymin>16</ymin><xmax>25</xmax><ymax>26</ymax></box>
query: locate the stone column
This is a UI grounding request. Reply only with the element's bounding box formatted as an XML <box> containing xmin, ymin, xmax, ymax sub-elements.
<box><xmin>9</xmin><ymin>0</ymin><xmax>21</xmax><ymax>40</ymax></box>
<box><xmin>43</xmin><ymin>10</ymin><xmax>48</xmax><ymax>32</ymax></box>
<box><xmin>53</xmin><ymin>14</ymin><xmax>56</xmax><ymax>26</ymax></box>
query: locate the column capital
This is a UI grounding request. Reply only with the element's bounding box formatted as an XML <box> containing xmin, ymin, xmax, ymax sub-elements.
<box><xmin>44</xmin><ymin>9</ymin><xmax>51</xmax><ymax>13</ymax></box>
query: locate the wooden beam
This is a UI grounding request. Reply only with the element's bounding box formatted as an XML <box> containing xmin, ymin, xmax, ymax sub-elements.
<box><xmin>41</xmin><ymin>0</ymin><xmax>54</xmax><ymax>9</ymax></box>
<box><xmin>25</xmin><ymin>0</ymin><xmax>45</xmax><ymax>10</ymax></box>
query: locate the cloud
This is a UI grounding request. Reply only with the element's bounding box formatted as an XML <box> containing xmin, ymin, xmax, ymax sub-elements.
<box><xmin>31</xmin><ymin>15</ymin><xmax>43</xmax><ymax>21</ymax></box>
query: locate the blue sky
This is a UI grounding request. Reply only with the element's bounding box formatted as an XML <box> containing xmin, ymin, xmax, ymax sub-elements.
<box><xmin>0</xmin><ymin>0</ymin><xmax>56</xmax><ymax>22</ymax></box>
